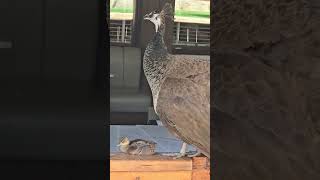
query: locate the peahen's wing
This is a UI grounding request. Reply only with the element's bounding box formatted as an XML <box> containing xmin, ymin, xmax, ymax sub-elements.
<box><xmin>156</xmin><ymin>71</ymin><xmax>210</xmax><ymax>157</ymax></box>
<box><xmin>164</xmin><ymin>54</ymin><xmax>210</xmax><ymax>100</ymax></box>
<box><xmin>167</xmin><ymin>54</ymin><xmax>210</xmax><ymax>80</ymax></box>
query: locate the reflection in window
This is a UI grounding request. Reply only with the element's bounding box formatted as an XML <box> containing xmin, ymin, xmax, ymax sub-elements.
<box><xmin>173</xmin><ymin>0</ymin><xmax>210</xmax><ymax>47</ymax></box>
<box><xmin>109</xmin><ymin>0</ymin><xmax>134</xmax><ymax>44</ymax></box>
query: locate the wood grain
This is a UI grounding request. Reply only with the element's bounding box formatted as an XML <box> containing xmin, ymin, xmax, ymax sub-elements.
<box><xmin>110</xmin><ymin>154</ymin><xmax>210</xmax><ymax>180</ymax></box>
<box><xmin>192</xmin><ymin>157</ymin><xmax>210</xmax><ymax>169</ymax></box>
<box><xmin>111</xmin><ymin>171</ymin><xmax>192</xmax><ymax>180</ymax></box>
<box><xmin>192</xmin><ymin>169</ymin><xmax>210</xmax><ymax>180</ymax></box>
<box><xmin>192</xmin><ymin>157</ymin><xmax>210</xmax><ymax>180</ymax></box>
<box><xmin>111</xmin><ymin>158</ymin><xmax>192</xmax><ymax>172</ymax></box>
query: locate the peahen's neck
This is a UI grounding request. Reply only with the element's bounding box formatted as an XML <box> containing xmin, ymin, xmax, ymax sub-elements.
<box><xmin>144</xmin><ymin>31</ymin><xmax>169</xmax><ymax>76</ymax></box>
<box><xmin>143</xmin><ymin>31</ymin><xmax>170</xmax><ymax>113</ymax></box>
<box><xmin>149</xmin><ymin>32</ymin><xmax>167</xmax><ymax>53</ymax></box>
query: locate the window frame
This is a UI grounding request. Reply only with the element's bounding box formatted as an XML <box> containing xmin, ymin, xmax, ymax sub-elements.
<box><xmin>109</xmin><ymin>0</ymin><xmax>137</xmax><ymax>47</ymax></box>
<box><xmin>171</xmin><ymin>1</ymin><xmax>210</xmax><ymax>55</ymax></box>
<box><xmin>108</xmin><ymin>0</ymin><xmax>210</xmax><ymax>55</ymax></box>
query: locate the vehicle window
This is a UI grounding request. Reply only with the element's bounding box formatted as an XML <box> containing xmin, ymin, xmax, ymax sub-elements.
<box><xmin>110</xmin><ymin>0</ymin><xmax>134</xmax><ymax>44</ymax></box>
<box><xmin>173</xmin><ymin>0</ymin><xmax>210</xmax><ymax>48</ymax></box>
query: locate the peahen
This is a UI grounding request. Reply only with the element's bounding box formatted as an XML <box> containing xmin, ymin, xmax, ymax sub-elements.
<box><xmin>143</xmin><ymin>3</ymin><xmax>210</xmax><ymax>158</ymax></box>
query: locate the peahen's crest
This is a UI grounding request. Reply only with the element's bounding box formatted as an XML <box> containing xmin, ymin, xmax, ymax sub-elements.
<box><xmin>160</xmin><ymin>3</ymin><xmax>174</xmax><ymax>21</ymax></box>
<box><xmin>144</xmin><ymin>3</ymin><xmax>174</xmax><ymax>33</ymax></box>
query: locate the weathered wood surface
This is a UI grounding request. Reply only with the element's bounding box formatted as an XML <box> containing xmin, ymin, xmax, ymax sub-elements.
<box><xmin>192</xmin><ymin>157</ymin><xmax>210</xmax><ymax>180</ymax></box>
<box><xmin>110</xmin><ymin>153</ymin><xmax>192</xmax><ymax>172</ymax></box>
<box><xmin>110</xmin><ymin>154</ymin><xmax>210</xmax><ymax>180</ymax></box>
<box><xmin>110</xmin><ymin>171</ymin><xmax>192</xmax><ymax>180</ymax></box>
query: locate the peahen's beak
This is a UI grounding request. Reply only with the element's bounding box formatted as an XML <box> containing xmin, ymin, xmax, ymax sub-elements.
<box><xmin>116</xmin><ymin>143</ymin><xmax>121</xmax><ymax>146</ymax></box>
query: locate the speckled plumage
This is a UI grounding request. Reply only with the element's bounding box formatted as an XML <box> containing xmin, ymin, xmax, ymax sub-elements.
<box><xmin>143</xmin><ymin>3</ymin><xmax>210</xmax><ymax>158</ymax></box>
<box><xmin>118</xmin><ymin>137</ymin><xmax>157</xmax><ymax>155</ymax></box>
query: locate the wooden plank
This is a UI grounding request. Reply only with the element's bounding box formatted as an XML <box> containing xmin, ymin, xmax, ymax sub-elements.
<box><xmin>192</xmin><ymin>157</ymin><xmax>210</xmax><ymax>169</ymax></box>
<box><xmin>192</xmin><ymin>169</ymin><xmax>210</xmax><ymax>180</ymax></box>
<box><xmin>110</xmin><ymin>154</ymin><xmax>192</xmax><ymax>172</ymax></box>
<box><xmin>192</xmin><ymin>157</ymin><xmax>210</xmax><ymax>180</ymax></box>
<box><xmin>110</xmin><ymin>171</ymin><xmax>192</xmax><ymax>180</ymax></box>
<box><xmin>111</xmin><ymin>153</ymin><xmax>184</xmax><ymax>160</ymax></box>
<box><xmin>111</xmin><ymin>159</ymin><xmax>192</xmax><ymax>172</ymax></box>
<box><xmin>110</xmin><ymin>154</ymin><xmax>210</xmax><ymax>179</ymax></box>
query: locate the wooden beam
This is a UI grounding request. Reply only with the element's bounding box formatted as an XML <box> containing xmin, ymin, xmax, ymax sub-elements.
<box><xmin>110</xmin><ymin>153</ymin><xmax>192</xmax><ymax>172</ymax></box>
<box><xmin>192</xmin><ymin>157</ymin><xmax>210</xmax><ymax>180</ymax></box>
<box><xmin>110</xmin><ymin>153</ymin><xmax>210</xmax><ymax>180</ymax></box>
<box><xmin>111</xmin><ymin>171</ymin><xmax>192</xmax><ymax>180</ymax></box>
<box><xmin>192</xmin><ymin>169</ymin><xmax>210</xmax><ymax>180</ymax></box>
<box><xmin>192</xmin><ymin>157</ymin><xmax>210</xmax><ymax>169</ymax></box>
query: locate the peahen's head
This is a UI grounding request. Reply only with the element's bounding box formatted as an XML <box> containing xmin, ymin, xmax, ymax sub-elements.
<box><xmin>144</xmin><ymin>10</ymin><xmax>161</xmax><ymax>33</ymax></box>
<box><xmin>144</xmin><ymin>3</ymin><xmax>174</xmax><ymax>34</ymax></box>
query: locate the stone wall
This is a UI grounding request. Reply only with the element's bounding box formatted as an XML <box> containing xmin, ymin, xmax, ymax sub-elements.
<box><xmin>212</xmin><ymin>0</ymin><xmax>320</xmax><ymax>179</ymax></box>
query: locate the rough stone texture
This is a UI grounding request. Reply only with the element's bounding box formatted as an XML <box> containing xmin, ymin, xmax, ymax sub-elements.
<box><xmin>212</xmin><ymin>0</ymin><xmax>320</xmax><ymax>179</ymax></box>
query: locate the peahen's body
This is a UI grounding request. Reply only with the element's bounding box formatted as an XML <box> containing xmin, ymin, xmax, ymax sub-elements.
<box><xmin>143</xmin><ymin>3</ymin><xmax>210</xmax><ymax>158</ymax></box>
